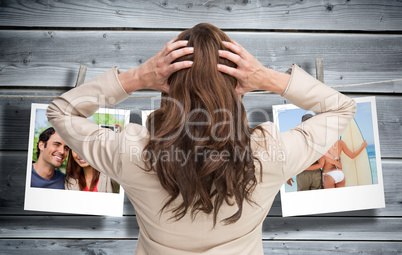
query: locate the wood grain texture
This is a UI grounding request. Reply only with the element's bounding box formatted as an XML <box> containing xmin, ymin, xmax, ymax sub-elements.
<box><xmin>0</xmin><ymin>0</ymin><xmax>401</xmax><ymax>31</ymax></box>
<box><xmin>1</xmin><ymin>216</ymin><xmax>401</xmax><ymax>241</ymax></box>
<box><xmin>0</xmin><ymin>239</ymin><xmax>401</xmax><ymax>254</ymax></box>
<box><xmin>0</xmin><ymin>216</ymin><xmax>139</xmax><ymax>239</ymax></box>
<box><xmin>0</xmin><ymin>239</ymin><xmax>138</xmax><ymax>255</ymax></box>
<box><xmin>0</xmin><ymin>94</ymin><xmax>401</xmax><ymax>157</ymax></box>
<box><xmin>1</xmin><ymin>31</ymin><xmax>402</xmax><ymax>92</ymax></box>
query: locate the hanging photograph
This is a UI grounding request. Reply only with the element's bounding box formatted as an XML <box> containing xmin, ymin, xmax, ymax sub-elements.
<box><xmin>24</xmin><ymin>103</ymin><xmax>129</xmax><ymax>216</ymax></box>
<box><xmin>273</xmin><ymin>97</ymin><xmax>385</xmax><ymax>217</ymax></box>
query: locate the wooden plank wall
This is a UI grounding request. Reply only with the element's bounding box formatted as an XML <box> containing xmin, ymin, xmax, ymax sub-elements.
<box><xmin>1</xmin><ymin>0</ymin><xmax>401</xmax><ymax>254</ymax></box>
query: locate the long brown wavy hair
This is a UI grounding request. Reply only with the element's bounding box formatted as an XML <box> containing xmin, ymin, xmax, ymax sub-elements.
<box><xmin>65</xmin><ymin>150</ymin><xmax>100</xmax><ymax>191</ymax></box>
<box><xmin>143</xmin><ymin>23</ymin><xmax>265</xmax><ymax>226</ymax></box>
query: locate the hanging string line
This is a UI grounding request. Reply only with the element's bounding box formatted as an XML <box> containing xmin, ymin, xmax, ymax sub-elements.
<box><xmin>329</xmin><ymin>78</ymin><xmax>402</xmax><ymax>88</ymax></box>
<box><xmin>248</xmin><ymin>78</ymin><xmax>402</xmax><ymax>94</ymax></box>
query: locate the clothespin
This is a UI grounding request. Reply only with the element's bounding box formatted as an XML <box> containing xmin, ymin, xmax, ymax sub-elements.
<box><xmin>75</xmin><ymin>65</ymin><xmax>87</xmax><ymax>87</ymax></box>
<box><xmin>315</xmin><ymin>58</ymin><xmax>324</xmax><ymax>83</ymax></box>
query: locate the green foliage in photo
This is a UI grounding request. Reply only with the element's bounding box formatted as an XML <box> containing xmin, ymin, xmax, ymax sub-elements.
<box><xmin>92</xmin><ymin>113</ymin><xmax>125</xmax><ymax>128</ymax></box>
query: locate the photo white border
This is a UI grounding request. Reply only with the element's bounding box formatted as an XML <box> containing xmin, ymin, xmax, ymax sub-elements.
<box><xmin>24</xmin><ymin>103</ymin><xmax>129</xmax><ymax>216</ymax></box>
<box><xmin>273</xmin><ymin>97</ymin><xmax>385</xmax><ymax>217</ymax></box>
<box><xmin>141</xmin><ymin>110</ymin><xmax>153</xmax><ymax>126</ymax></box>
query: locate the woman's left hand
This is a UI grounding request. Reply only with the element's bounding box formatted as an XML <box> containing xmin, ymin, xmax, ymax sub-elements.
<box><xmin>217</xmin><ymin>40</ymin><xmax>289</xmax><ymax>95</ymax></box>
<box><xmin>217</xmin><ymin>40</ymin><xmax>269</xmax><ymax>95</ymax></box>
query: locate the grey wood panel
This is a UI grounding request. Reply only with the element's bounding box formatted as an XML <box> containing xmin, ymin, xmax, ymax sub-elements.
<box><xmin>0</xmin><ymin>149</ymin><xmax>400</xmax><ymax>217</ymax></box>
<box><xmin>261</xmin><ymin>241</ymin><xmax>402</xmax><ymax>254</ymax></box>
<box><xmin>1</xmin><ymin>94</ymin><xmax>401</xmax><ymax>157</ymax></box>
<box><xmin>1</xmin><ymin>216</ymin><xmax>401</xmax><ymax>240</ymax></box>
<box><xmin>0</xmin><ymin>240</ymin><xmax>401</xmax><ymax>255</ymax></box>
<box><xmin>0</xmin><ymin>216</ymin><xmax>139</xmax><ymax>238</ymax></box>
<box><xmin>0</xmin><ymin>0</ymin><xmax>402</xmax><ymax>31</ymax></box>
<box><xmin>1</xmin><ymin>30</ymin><xmax>402</xmax><ymax>92</ymax></box>
<box><xmin>0</xmin><ymin>240</ymin><xmax>138</xmax><ymax>255</ymax></box>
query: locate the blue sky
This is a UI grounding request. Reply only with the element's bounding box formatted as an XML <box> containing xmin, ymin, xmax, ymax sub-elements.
<box><xmin>35</xmin><ymin>109</ymin><xmax>50</xmax><ymax>129</ymax></box>
<box><xmin>277</xmin><ymin>108</ymin><xmax>313</xmax><ymax>133</ymax></box>
<box><xmin>277</xmin><ymin>102</ymin><xmax>374</xmax><ymax>146</ymax></box>
<box><xmin>353</xmin><ymin>102</ymin><xmax>374</xmax><ymax>145</ymax></box>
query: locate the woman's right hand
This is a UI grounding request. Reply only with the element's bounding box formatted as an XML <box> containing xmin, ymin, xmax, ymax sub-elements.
<box><xmin>119</xmin><ymin>38</ymin><xmax>193</xmax><ymax>94</ymax></box>
<box><xmin>217</xmin><ymin>40</ymin><xmax>289</xmax><ymax>95</ymax></box>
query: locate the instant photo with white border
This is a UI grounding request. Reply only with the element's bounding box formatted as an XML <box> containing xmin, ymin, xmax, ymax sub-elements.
<box><xmin>273</xmin><ymin>97</ymin><xmax>385</xmax><ymax>217</ymax></box>
<box><xmin>24</xmin><ymin>103</ymin><xmax>129</xmax><ymax>216</ymax></box>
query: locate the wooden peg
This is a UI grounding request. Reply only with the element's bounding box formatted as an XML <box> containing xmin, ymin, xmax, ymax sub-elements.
<box><xmin>315</xmin><ymin>58</ymin><xmax>324</xmax><ymax>83</ymax></box>
<box><xmin>75</xmin><ymin>65</ymin><xmax>87</xmax><ymax>87</ymax></box>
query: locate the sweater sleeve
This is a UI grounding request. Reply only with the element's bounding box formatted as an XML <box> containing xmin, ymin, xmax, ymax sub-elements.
<box><xmin>278</xmin><ymin>64</ymin><xmax>357</xmax><ymax>180</ymax></box>
<box><xmin>46</xmin><ymin>67</ymin><xmax>148</xmax><ymax>182</ymax></box>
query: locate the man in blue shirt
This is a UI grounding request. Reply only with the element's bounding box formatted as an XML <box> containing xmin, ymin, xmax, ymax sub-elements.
<box><xmin>31</xmin><ymin>127</ymin><xmax>69</xmax><ymax>189</ymax></box>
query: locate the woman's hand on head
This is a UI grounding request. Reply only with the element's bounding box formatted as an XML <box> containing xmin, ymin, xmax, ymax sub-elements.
<box><xmin>217</xmin><ymin>40</ymin><xmax>270</xmax><ymax>95</ymax></box>
<box><xmin>218</xmin><ymin>40</ymin><xmax>289</xmax><ymax>95</ymax></box>
<box><xmin>119</xmin><ymin>38</ymin><xmax>193</xmax><ymax>93</ymax></box>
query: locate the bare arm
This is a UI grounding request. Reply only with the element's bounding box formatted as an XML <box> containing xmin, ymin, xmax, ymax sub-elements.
<box><xmin>305</xmin><ymin>157</ymin><xmax>325</xmax><ymax>170</ymax></box>
<box><xmin>339</xmin><ymin>140</ymin><xmax>368</xmax><ymax>159</ymax></box>
<box><xmin>323</xmin><ymin>153</ymin><xmax>342</xmax><ymax>169</ymax></box>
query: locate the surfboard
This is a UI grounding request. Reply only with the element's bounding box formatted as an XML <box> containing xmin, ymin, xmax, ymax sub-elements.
<box><xmin>340</xmin><ymin>118</ymin><xmax>372</xmax><ymax>187</ymax></box>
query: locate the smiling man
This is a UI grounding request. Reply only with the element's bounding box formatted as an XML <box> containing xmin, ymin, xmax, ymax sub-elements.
<box><xmin>31</xmin><ymin>127</ymin><xmax>69</xmax><ymax>189</ymax></box>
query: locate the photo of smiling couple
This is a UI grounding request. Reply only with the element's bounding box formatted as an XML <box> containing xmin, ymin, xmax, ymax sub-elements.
<box><xmin>30</xmin><ymin>122</ymin><xmax>121</xmax><ymax>193</ymax></box>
